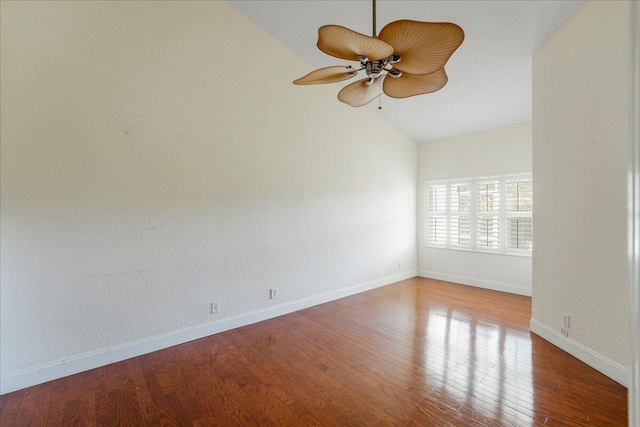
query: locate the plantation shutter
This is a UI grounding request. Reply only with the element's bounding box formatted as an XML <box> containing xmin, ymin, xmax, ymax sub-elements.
<box><xmin>506</xmin><ymin>176</ymin><xmax>533</xmax><ymax>251</ymax></box>
<box><xmin>476</xmin><ymin>179</ymin><xmax>501</xmax><ymax>250</ymax></box>
<box><xmin>450</xmin><ymin>181</ymin><xmax>471</xmax><ymax>247</ymax></box>
<box><xmin>425</xmin><ymin>174</ymin><xmax>532</xmax><ymax>255</ymax></box>
<box><xmin>427</xmin><ymin>183</ymin><xmax>447</xmax><ymax>245</ymax></box>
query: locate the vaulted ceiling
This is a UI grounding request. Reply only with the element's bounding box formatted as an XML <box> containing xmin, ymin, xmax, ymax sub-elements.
<box><xmin>228</xmin><ymin>1</ymin><xmax>584</xmax><ymax>143</ymax></box>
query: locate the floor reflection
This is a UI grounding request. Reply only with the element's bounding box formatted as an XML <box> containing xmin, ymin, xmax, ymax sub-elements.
<box><xmin>412</xmin><ymin>286</ymin><xmax>534</xmax><ymax>426</ymax></box>
<box><xmin>0</xmin><ymin>278</ymin><xmax>627</xmax><ymax>426</ymax></box>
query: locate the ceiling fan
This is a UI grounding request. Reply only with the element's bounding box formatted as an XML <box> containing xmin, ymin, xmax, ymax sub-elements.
<box><xmin>293</xmin><ymin>0</ymin><xmax>464</xmax><ymax>108</ymax></box>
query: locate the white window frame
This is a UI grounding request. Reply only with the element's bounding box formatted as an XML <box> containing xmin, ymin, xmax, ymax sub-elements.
<box><xmin>424</xmin><ymin>173</ymin><xmax>532</xmax><ymax>257</ymax></box>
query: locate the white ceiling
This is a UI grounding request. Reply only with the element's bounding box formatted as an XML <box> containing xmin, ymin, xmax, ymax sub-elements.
<box><xmin>227</xmin><ymin>0</ymin><xmax>583</xmax><ymax>143</ymax></box>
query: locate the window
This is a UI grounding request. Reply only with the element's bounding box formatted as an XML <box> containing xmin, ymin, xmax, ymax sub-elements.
<box><xmin>450</xmin><ymin>181</ymin><xmax>471</xmax><ymax>248</ymax></box>
<box><xmin>426</xmin><ymin>183</ymin><xmax>447</xmax><ymax>245</ymax></box>
<box><xmin>506</xmin><ymin>177</ymin><xmax>533</xmax><ymax>251</ymax></box>
<box><xmin>476</xmin><ymin>179</ymin><xmax>501</xmax><ymax>250</ymax></box>
<box><xmin>425</xmin><ymin>173</ymin><xmax>532</xmax><ymax>256</ymax></box>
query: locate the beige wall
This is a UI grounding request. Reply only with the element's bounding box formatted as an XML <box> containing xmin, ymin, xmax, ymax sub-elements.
<box><xmin>418</xmin><ymin>122</ymin><xmax>533</xmax><ymax>295</ymax></box>
<box><xmin>0</xmin><ymin>1</ymin><xmax>417</xmax><ymax>387</ymax></box>
<box><xmin>532</xmin><ymin>1</ymin><xmax>629</xmax><ymax>369</ymax></box>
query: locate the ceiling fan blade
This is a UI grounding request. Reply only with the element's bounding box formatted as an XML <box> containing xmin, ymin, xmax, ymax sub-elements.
<box><xmin>338</xmin><ymin>78</ymin><xmax>382</xmax><ymax>107</ymax></box>
<box><xmin>293</xmin><ymin>66</ymin><xmax>359</xmax><ymax>85</ymax></box>
<box><xmin>378</xmin><ymin>20</ymin><xmax>464</xmax><ymax>75</ymax></box>
<box><xmin>318</xmin><ymin>25</ymin><xmax>394</xmax><ymax>62</ymax></box>
<box><xmin>382</xmin><ymin>68</ymin><xmax>448</xmax><ymax>99</ymax></box>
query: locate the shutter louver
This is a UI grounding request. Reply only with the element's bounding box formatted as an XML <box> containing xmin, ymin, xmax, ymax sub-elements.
<box><xmin>506</xmin><ymin>177</ymin><xmax>533</xmax><ymax>251</ymax></box>
<box><xmin>450</xmin><ymin>182</ymin><xmax>471</xmax><ymax>247</ymax></box>
<box><xmin>450</xmin><ymin>216</ymin><xmax>471</xmax><ymax>246</ymax></box>
<box><xmin>476</xmin><ymin>180</ymin><xmax>500</xmax><ymax>249</ymax></box>
<box><xmin>428</xmin><ymin>185</ymin><xmax>446</xmax><ymax>212</ymax></box>
<box><xmin>428</xmin><ymin>217</ymin><xmax>447</xmax><ymax>244</ymax></box>
<box><xmin>427</xmin><ymin>183</ymin><xmax>447</xmax><ymax>245</ymax></box>
<box><xmin>507</xmin><ymin>217</ymin><xmax>532</xmax><ymax>250</ymax></box>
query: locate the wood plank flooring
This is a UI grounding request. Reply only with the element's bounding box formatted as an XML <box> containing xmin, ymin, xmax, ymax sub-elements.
<box><xmin>0</xmin><ymin>278</ymin><xmax>628</xmax><ymax>426</ymax></box>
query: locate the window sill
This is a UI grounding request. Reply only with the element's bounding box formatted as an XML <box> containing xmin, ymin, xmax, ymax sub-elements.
<box><xmin>424</xmin><ymin>245</ymin><xmax>532</xmax><ymax>258</ymax></box>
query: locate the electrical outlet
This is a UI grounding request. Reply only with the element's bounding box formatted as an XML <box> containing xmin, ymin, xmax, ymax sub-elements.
<box><xmin>562</xmin><ymin>314</ymin><xmax>570</xmax><ymax>328</ymax></box>
<box><xmin>270</xmin><ymin>288</ymin><xmax>277</xmax><ymax>299</ymax></box>
<box><xmin>211</xmin><ymin>302</ymin><xmax>219</xmax><ymax>314</ymax></box>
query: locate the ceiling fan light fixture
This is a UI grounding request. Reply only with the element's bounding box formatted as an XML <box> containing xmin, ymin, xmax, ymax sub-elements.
<box><xmin>365</xmin><ymin>61</ymin><xmax>385</xmax><ymax>78</ymax></box>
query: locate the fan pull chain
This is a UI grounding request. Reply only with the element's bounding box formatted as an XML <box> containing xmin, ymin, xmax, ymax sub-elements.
<box><xmin>378</xmin><ymin>77</ymin><xmax>383</xmax><ymax>110</ymax></box>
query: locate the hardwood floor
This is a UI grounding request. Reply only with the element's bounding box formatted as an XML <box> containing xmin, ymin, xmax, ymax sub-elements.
<box><xmin>0</xmin><ymin>278</ymin><xmax>628</xmax><ymax>426</ymax></box>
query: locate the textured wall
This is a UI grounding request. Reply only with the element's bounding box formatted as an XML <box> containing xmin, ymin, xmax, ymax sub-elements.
<box><xmin>0</xmin><ymin>1</ymin><xmax>417</xmax><ymax>378</ymax></box>
<box><xmin>532</xmin><ymin>1</ymin><xmax>629</xmax><ymax>367</ymax></box>
<box><xmin>417</xmin><ymin>122</ymin><xmax>533</xmax><ymax>293</ymax></box>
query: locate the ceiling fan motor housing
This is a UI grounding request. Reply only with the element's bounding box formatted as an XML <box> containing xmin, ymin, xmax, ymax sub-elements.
<box><xmin>365</xmin><ymin>60</ymin><xmax>384</xmax><ymax>78</ymax></box>
<box><xmin>362</xmin><ymin>55</ymin><xmax>402</xmax><ymax>84</ymax></box>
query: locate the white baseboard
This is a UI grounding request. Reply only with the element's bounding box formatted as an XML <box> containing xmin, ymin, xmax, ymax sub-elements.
<box><xmin>0</xmin><ymin>270</ymin><xmax>418</xmax><ymax>395</ymax></box>
<box><xmin>529</xmin><ymin>318</ymin><xmax>628</xmax><ymax>387</ymax></box>
<box><xmin>418</xmin><ymin>270</ymin><xmax>531</xmax><ymax>297</ymax></box>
